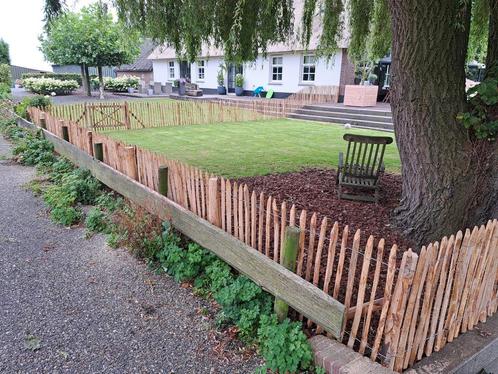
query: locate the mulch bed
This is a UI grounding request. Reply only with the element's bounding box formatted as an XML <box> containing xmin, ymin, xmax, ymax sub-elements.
<box><xmin>236</xmin><ymin>168</ymin><xmax>413</xmax><ymax>252</ymax></box>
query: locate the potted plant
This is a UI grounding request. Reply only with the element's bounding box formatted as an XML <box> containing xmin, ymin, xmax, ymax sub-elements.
<box><xmin>217</xmin><ymin>66</ymin><xmax>226</xmax><ymax>95</ymax></box>
<box><xmin>344</xmin><ymin>61</ymin><xmax>379</xmax><ymax>107</ymax></box>
<box><xmin>234</xmin><ymin>73</ymin><xmax>244</xmax><ymax>96</ymax></box>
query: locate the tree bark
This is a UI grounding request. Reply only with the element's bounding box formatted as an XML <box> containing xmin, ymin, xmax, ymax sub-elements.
<box><xmin>97</xmin><ymin>65</ymin><xmax>105</xmax><ymax>100</ymax></box>
<box><xmin>83</xmin><ymin>64</ymin><xmax>91</xmax><ymax>97</ymax></box>
<box><xmin>387</xmin><ymin>0</ymin><xmax>497</xmax><ymax>247</ymax></box>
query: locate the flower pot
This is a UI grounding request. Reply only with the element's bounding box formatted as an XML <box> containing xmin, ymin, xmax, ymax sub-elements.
<box><xmin>343</xmin><ymin>85</ymin><xmax>378</xmax><ymax>107</ymax></box>
<box><xmin>217</xmin><ymin>86</ymin><xmax>227</xmax><ymax>95</ymax></box>
<box><xmin>179</xmin><ymin>82</ymin><xmax>186</xmax><ymax>96</ymax></box>
<box><xmin>235</xmin><ymin>86</ymin><xmax>244</xmax><ymax>96</ymax></box>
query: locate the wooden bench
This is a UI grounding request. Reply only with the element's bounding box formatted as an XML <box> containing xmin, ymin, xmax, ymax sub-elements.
<box><xmin>336</xmin><ymin>133</ymin><xmax>393</xmax><ymax>203</ymax></box>
<box><xmin>185</xmin><ymin>82</ymin><xmax>203</xmax><ymax>97</ymax></box>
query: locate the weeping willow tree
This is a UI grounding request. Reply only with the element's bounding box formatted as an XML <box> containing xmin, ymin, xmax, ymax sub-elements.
<box><xmin>112</xmin><ymin>0</ymin><xmax>498</xmax><ymax>246</ymax></box>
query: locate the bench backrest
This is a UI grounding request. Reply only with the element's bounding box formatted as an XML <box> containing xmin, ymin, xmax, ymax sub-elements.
<box><xmin>342</xmin><ymin>133</ymin><xmax>393</xmax><ymax>179</ymax></box>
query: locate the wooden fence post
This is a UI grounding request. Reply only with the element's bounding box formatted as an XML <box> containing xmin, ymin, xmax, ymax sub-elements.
<box><xmin>62</xmin><ymin>124</ymin><xmax>69</xmax><ymax>142</ymax></box>
<box><xmin>124</xmin><ymin>102</ymin><xmax>131</xmax><ymax>129</ymax></box>
<box><xmin>87</xmin><ymin>131</ymin><xmax>93</xmax><ymax>157</ymax></box>
<box><xmin>207</xmin><ymin>177</ymin><xmax>221</xmax><ymax>227</ymax></box>
<box><xmin>93</xmin><ymin>143</ymin><xmax>104</xmax><ymax>162</ymax></box>
<box><xmin>274</xmin><ymin>225</ymin><xmax>300</xmax><ymax>322</ymax></box>
<box><xmin>39</xmin><ymin>112</ymin><xmax>47</xmax><ymax>129</ymax></box>
<box><xmin>124</xmin><ymin>146</ymin><xmax>138</xmax><ymax>180</ymax></box>
<box><xmin>158</xmin><ymin>165</ymin><xmax>169</xmax><ymax>197</ymax></box>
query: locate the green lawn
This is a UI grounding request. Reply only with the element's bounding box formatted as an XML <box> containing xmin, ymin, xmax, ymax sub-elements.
<box><xmin>105</xmin><ymin>119</ymin><xmax>400</xmax><ymax>178</ymax></box>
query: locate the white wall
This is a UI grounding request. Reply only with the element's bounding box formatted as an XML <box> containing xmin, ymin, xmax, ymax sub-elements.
<box><xmin>243</xmin><ymin>50</ymin><xmax>343</xmax><ymax>93</ymax></box>
<box><xmin>152</xmin><ymin>59</ymin><xmax>179</xmax><ymax>84</ymax></box>
<box><xmin>152</xmin><ymin>50</ymin><xmax>343</xmax><ymax>95</ymax></box>
<box><xmin>191</xmin><ymin>57</ymin><xmax>223</xmax><ymax>89</ymax></box>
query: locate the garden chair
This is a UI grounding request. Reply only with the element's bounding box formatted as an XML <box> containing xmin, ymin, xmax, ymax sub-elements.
<box><xmin>265</xmin><ymin>88</ymin><xmax>274</xmax><ymax>99</ymax></box>
<box><xmin>336</xmin><ymin>133</ymin><xmax>393</xmax><ymax>203</ymax></box>
<box><xmin>253</xmin><ymin>86</ymin><xmax>264</xmax><ymax>97</ymax></box>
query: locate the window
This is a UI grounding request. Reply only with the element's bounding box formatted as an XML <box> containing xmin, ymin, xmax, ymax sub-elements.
<box><xmin>271</xmin><ymin>56</ymin><xmax>283</xmax><ymax>81</ymax></box>
<box><xmin>302</xmin><ymin>55</ymin><xmax>316</xmax><ymax>82</ymax></box>
<box><xmin>168</xmin><ymin>61</ymin><xmax>175</xmax><ymax>79</ymax></box>
<box><xmin>197</xmin><ymin>60</ymin><xmax>205</xmax><ymax>80</ymax></box>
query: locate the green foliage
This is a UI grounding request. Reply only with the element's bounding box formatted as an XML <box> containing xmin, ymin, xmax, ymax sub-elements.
<box><xmin>115</xmin><ymin>0</ymin><xmax>292</xmax><ymax>62</ymax></box>
<box><xmin>0</xmin><ymin>64</ymin><xmax>11</xmax><ymax>90</ymax></box>
<box><xmin>215</xmin><ymin>276</ymin><xmax>273</xmax><ymax>341</ymax></box>
<box><xmin>258</xmin><ymin>315</ymin><xmax>314</xmax><ymax>373</ymax></box>
<box><xmin>22</xmin><ymin>77</ymin><xmax>78</xmax><ymax>95</ymax></box>
<box><xmin>234</xmin><ymin>73</ymin><xmax>244</xmax><ymax>87</ymax></box>
<box><xmin>457</xmin><ymin>67</ymin><xmax>498</xmax><ymax>140</ymax></box>
<box><xmin>90</xmin><ymin>76</ymin><xmax>139</xmax><ymax>92</ymax></box>
<box><xmin>0</xmin><ymin>63</ymin><xmax>11</xmax><ymax>99</ymax></box>
<box><xmin>85</xmin><ymin>207</ymin><xmax>109</xmax><ymax>233</ymax></box>
<box><xmin>22</xmin><ymin>73</ymin><xmax>82</xmax><ymax>86</ymax></box>
<box><xmin>15</xmin><ymin>95</ymin><xmax>52</xmax><ymax>119</ymax></box>
<box><xmin>43</xmin><ymin>168</ymin><xmax>101</xmax><ymax>225</ymax></box>
<box><xmin>217</xmin><ymin>66</ymin><xmax>225</xmax><ymax>86</ymax></box>
<box><xmin>12</xmin><ymin>134</ymin><xmax>56</xmax><ymax>166</ymax></box>
<box><xmin>0</xmin><ymin>39</ymin><xmax>10</xmax><ymax>64</ymax></box>
<box><xmin>40</xmin><ymin>3</ymin><xmax>141</xmax><ymax>69</ymax></box>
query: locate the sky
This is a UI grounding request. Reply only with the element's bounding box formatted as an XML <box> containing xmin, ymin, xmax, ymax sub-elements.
<box><xmin>0</xmin><ymin>0</ymin><xmax>100</xmax><ymax>71</ymax></box>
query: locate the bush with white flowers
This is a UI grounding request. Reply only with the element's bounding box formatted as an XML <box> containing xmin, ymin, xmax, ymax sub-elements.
<box><xmin>91</xmin><ymin>76</ymin><xmax>140</xmax><ymax>92</ymax></box>
<box><xmin>22</xmin><ymin>77</ymin><xmax>79</xmax><ymax>95</ymax></box>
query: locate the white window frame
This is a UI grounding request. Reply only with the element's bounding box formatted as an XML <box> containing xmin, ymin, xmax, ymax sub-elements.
<box><xmin>301</xmin><ymin>54</ymin><xmax>316</xmax><ymax>83</ymax></box>
<box><xmin>197</xmin><ymin>60</ymin><xmax>205</xmax><ymax>81</ymax></box>
<box><xmin>168</xmin><ymin>61</ymin><xmax>175</xmax><ymax>79</ymax></box>
<box><xmin>270</xmin><ymin>56</ymin><xmax>283</xmax><ymax>82</ymax></box>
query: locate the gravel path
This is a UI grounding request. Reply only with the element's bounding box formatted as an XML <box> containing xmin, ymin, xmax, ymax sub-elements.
<box><xmin>0</xmin><ymin>136</ymin><xmax>261</xmax><ymax>373</ymax></box>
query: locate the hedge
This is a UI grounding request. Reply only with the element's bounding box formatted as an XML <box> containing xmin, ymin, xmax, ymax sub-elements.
<box><xmin>22</xmin><ymin>73</ymin><xmax>83</xmax><ymax>86</ymax></box>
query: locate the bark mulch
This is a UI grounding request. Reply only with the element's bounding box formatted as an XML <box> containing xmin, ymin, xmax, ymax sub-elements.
<box><xmin>236</xmin><ymin>168</ymin><xmax>414</xmax><ymax>253</ymax></box>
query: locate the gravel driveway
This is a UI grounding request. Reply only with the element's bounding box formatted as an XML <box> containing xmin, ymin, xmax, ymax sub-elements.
<box><xmin>0</xmin><ymin>136</ymin><xmax>261</xmax><ymax>373</ymax></box>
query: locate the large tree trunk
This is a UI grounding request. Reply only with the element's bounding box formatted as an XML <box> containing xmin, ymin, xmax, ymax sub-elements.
<box><xmin>387</xmin><ymin>0</ymin><xmax>497</xmax><ymax>247</ymax></box>
<box><xmin>97</xmin><ymin>65</ymin><xmax>105</xmax><ymax>100</ymax></box>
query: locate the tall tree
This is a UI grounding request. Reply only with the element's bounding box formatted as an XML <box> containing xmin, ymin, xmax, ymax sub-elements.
<box><xmin>115</xmin><ymin>0</ymin><xmax>497</xmax><ymax>246</ymax></box>
<box><xmin>0</xmin><ymin>39</ymin><xmax>10</xmax><ymax>65</ymax></box>
<box><xmin>40</xmin><ymin>2</ymin><xmax>141</xmax><ymax>98</ymax></box>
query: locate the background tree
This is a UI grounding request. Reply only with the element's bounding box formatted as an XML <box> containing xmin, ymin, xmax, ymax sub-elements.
<box><xmin>0</xmin><ymin>39</ymin><xmax>10</xmax><ymax>65</ymax></box>
<box><xmin>115</xmin><ymin>0</ymin><xmax>497</xmax><ymax>246</ymax></box>
<box><xmin>40</xmin><ymin>2</ymin><xmax>140</xmax><ymax>98</ymax></box>
<box><xmin>43</xmin><ymin>0</ymin><xmax>65</xmax><ymax>30</ymax></box>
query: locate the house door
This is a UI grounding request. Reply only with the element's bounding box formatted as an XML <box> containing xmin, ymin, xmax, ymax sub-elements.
<box><xmin>180</xmin><ymin>61</ymin><xmax>191</xmax><ymax>80</ymax></box>
<box><xmin>227</xmin><ymin>64</ymin><xmax>243</xmax><ymax>93</ymax></box>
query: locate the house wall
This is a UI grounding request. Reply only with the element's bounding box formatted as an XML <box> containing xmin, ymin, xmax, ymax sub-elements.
<box><xmin>151</xmin><ymin>50</ymin><xmax>343</xmax><ymax>97</ymax></box>
<box><xmin>243</xmin><ymin>51</ymin><xmax>342</xmax><ymax>95</ymax></box>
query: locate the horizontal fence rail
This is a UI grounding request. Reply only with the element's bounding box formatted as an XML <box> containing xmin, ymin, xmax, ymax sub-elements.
<box><xmin>25</xmin><ymin>105</ymin><xmax>498</xmax><ymax>372</ymax></box>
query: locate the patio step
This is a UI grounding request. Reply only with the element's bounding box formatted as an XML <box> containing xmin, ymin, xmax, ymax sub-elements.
<box><xmin>288</xmin><ymin>112</ymin><xmax>394</xmax><ymax>132</ymax></box>
<box><xmin>288</xmin><ymin>104</ymin><xmax>393</xmax><ymax>131</ymax></box>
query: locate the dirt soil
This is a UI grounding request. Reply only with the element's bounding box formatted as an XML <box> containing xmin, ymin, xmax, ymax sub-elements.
<box><xmin>237</xmin><ymin>168</ymin><xmax>413</xmax><ymax>252</ymax></box>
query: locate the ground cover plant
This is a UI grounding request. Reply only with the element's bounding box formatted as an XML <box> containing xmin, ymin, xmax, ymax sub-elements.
<box><xmin>0</xmin><ymin>118</ymin><xmax>321</xmax><ymax>373</ymax></box>
<box><xmin>105</xmin><ymin>119</ymin><xmax>401</xmax><ymax>178</ymax></box>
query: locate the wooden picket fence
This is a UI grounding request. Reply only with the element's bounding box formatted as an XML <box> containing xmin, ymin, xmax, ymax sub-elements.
<box><xmin>27</xmin><ymin>106</ymin><xmax>498</xmax><ymax>372</ymax></box>
<box><xmin>48</xmin><ymin>85</ymin><xmax>340</xmax><ymax>131</ymax></box>
<box><xmin>49</xmin><ymin>99</ymin><xmax>285</xmax><ymax>130</ymax></box>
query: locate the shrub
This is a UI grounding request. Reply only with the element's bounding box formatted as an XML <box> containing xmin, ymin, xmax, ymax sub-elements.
<box><xmin>12</xmin><ymin>135</ymin><xmax>56</xmax><ymax>166</ymax></box>
<box><xmin>22</xmin><ymin>77</ymin><xmax>78</xmax><ymax>95</ymax></box>
<box><xmin>0</xmin><ymin>64</ymin><xmax>11</xmax><ymax>97</ymax></box>
<box><xmin>91</xmin><ymin>76</ymin><xmax>139</xmax><ymax>92</ymax></box>
<box><xmin>15</xmin><ymin>95</ymin><xmax>51</xmax><ymax>119</ymax></box>
<box><xmin>235</xmin><ymin>73</ymin><xmax>244</xmax><ymax>87</ymax></box>
<box><xmin>22</xmin><ymin>73</ymin><xmax>82</xmax><ymax>86</ymax></box>
<box><xmin>85</xmin><ymin>207</ymin><xmax>109</xmax><ymax>233</ymax></box>
<box><xmin>258</xmin><ymin>315</ymin><xmax>314</xmax><ymax>373</ymax></box>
